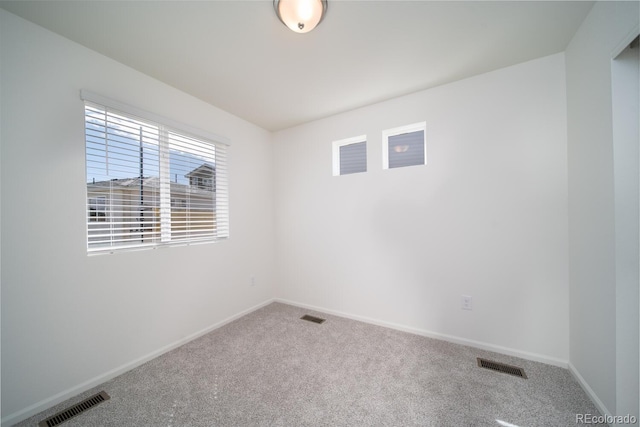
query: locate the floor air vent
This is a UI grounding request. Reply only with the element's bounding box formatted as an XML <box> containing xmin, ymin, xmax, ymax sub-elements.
<box><xmin>301</xmin><ymin>314</ymin><xmax>326</xmax><ymax>324</ymax></box>
<box><xmin>477</xmin><ymin>358</ymin><xmax>527</xmax><ymax>379</ymax></box>
<box><xmin>38</xmin><ymin>391</ymin><xmax>110</xmax><ymax>427</ymax></box>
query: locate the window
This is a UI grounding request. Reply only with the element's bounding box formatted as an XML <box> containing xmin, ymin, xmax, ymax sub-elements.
<box><xmin>382</xmin><ymin>122</ymin><xmax>426</xmax><ymax>169</ymax></box>
<box><xmin>83</xmin><ymin>90</ymin><xmax>229</xmax><ymax>254</ymax></box>
<box><xmin>88</xmin><ymin>196</ymin><xmax>107</xmax><ymax>222</ymax></box>
<box><xmin>332</xmin><ymin>135</ymin><xmax>367</xmax><ymax>176</ymax></box>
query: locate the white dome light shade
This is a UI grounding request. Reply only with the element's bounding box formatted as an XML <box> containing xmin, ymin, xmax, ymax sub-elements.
<box><xmin>274</xmin><ymin>0</ymin><xmax>327</xmax><ymax>34</ymax></box>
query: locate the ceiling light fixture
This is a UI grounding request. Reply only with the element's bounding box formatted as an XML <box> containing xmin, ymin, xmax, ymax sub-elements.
<box><xmin>274</xmin><ymin>0</ymin><xmax>327</xmax><ymax>34</ymax></box>
<box><xmin>394</xmin><ymin>145</ymin><xmax>409</xmax><ymax>153</ymax></box>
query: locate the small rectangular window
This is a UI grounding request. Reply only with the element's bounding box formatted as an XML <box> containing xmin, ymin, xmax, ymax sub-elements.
<box><xmin>332</xmin><ymin>135</ymin><xmax>367</xmax><ymax>176</ymax></box>
<box><xmin>382</xmin><ymin>122</ymin><xmax>426</xmax><ymax>169</ymax></box>
<box><xmin>88</xmin><ymin>196</ymin><xmax>107</xmax><ymax>222</ymax></box>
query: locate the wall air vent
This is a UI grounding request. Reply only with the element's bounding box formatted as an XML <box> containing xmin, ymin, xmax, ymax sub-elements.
<box><xmin>38</xmin><ymin>391</ymin><xmax>110</xmax><ymax>427</ymax></box>
<box><xmin>301</xmin><ymin>314</ymin><xmax>326</xmax><ymax>324</ymax></box>
<box><xmin>477</xmin><ymin>358</ymin><xmax>527</xmax><ymax>379</ymax></box>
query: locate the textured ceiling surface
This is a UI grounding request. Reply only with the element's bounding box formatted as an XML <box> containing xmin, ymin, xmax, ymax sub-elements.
<box><xmin>1</xmin><ymin>1</ymin><xmax>594</xmax><ymax>131</ymax></box>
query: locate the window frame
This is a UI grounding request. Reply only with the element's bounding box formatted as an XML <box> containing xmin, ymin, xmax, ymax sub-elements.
<box><xmin>332</xmin><ymin>134</ymin><xmax>367</xmax><ymax>176</ymax></box>
<box><xmin>82</xmin><ymin>90</ymin><xmax>230</xmax><ymax>255</ymax></box>
<box><xmin>382</xmin><ymin>122</ymin><xmax>427</xmax><ymax>170</ymax></box>
<box><xmin>88</xmin><ymin>195</ymin><xmax>107</xmax><ymax>222</ymax></box>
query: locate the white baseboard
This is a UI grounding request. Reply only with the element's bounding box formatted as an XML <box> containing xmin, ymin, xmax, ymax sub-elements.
<box><xmin>275</xmin><ymin>297</ymin><xmax>569</xmax><ymax>368</ymax></box>
<box><xmin>568</xmin><ymin>362</ymin><xmax>613</xmax><ymax>426</ymax></box>
<box><xmin>1</xmin><ymin>298</ymin><xmax>275</xmax><ymax>427</ymax></box>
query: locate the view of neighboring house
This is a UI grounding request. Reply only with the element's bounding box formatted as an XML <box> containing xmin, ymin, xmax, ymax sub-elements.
<box><xmin>186</xmin><ymin>163</ymin><xmax>215</xmax><ymax>191</ymax></box>
<box><xmin>87</xmin><ymin>164</ymin><xmax>216</xmax><ymax>248</ymax></box>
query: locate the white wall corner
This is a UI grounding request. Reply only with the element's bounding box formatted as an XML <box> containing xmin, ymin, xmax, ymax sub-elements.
<box><xmin>568</xmin><ymin>362</ymin><xmax>614</xmax><ymax>425</ymax></box>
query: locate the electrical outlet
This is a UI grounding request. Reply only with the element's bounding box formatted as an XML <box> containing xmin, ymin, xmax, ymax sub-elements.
<box><xmin>250</xmin><ymin>275</ymin><xmax>256</xmax><ymax>287</ymax></box>
<box><xmin>461</xmin><ymin>295</ymin><xmax>473</xmax><ymax>310</ymax></box>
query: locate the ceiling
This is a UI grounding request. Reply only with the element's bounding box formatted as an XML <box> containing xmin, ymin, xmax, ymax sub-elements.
<box><xmin>1</xmin><ymin>0</ymin><xmax>594</xmax><ymax>131</ymax></box>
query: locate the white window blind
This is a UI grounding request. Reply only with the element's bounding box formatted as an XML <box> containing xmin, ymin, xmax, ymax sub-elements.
<box><xmin>382</xmin><ymin>122</ymin><xmax>427</xmax><ymax>169</ymax></box>
<box><xmin>83</xmin><ymin>92</ymin><xmax>229</xmax><ymax>254</ymax></box>
<box><xmin>332</xmin><ymin>135</ymin><xmax>367</xmax><ymax>176</ymax></box>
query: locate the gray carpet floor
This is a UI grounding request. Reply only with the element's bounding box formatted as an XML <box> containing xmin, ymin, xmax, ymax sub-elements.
<box><xmin>16</xmin><ymin>302</ymin><xmax>605</xmax><ymax>426</ymax></box>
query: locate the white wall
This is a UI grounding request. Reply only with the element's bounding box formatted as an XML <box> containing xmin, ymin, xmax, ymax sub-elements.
<box><xmin>273</xmin><ymin>53</ymin><xmax>570</xmax><ymax>365</ymax></box>
<box><xmin>612</xmin><ymin>38</ymin><xmax>639</xmax><ymax>421</ymax></box>
<box><xmin>0</xmin><ymin>10</ymin><xmax>275</xmax><ymax>424</ymax></box>
<box><xmin>565</xmin><ymin>1</ymin><xmax>639</xmax><ymax>418</ymax></box>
